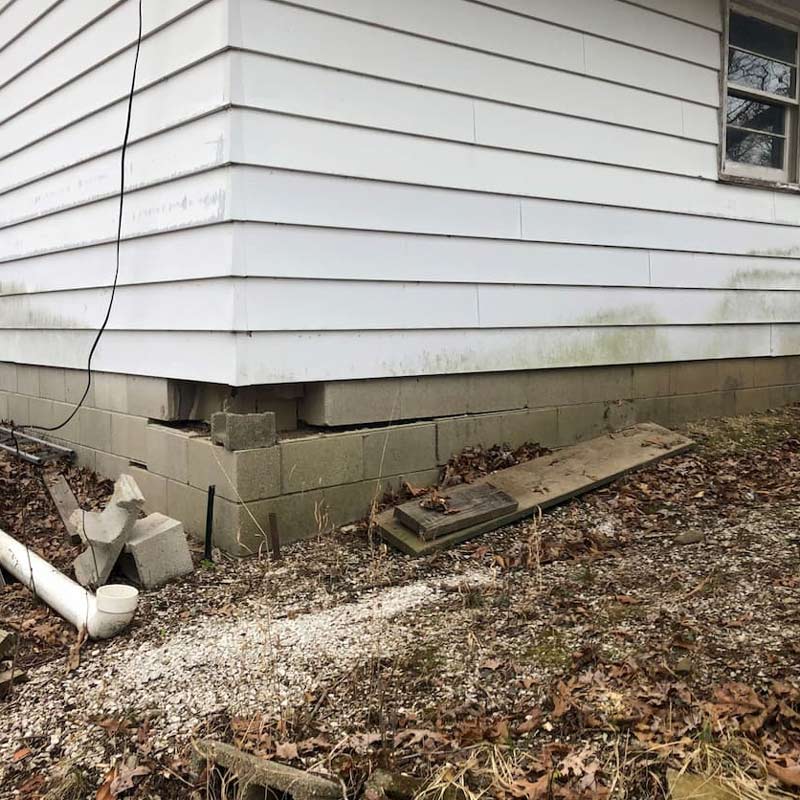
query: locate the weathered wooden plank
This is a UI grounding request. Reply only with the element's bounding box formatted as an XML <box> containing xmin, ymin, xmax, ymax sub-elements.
<box><xmin>394</xmin><ymin>483</ymin><xmax>518</xmax><ymax>540</ymax></box>
<box><xmin>378</xmin><ymin>423</ymin><xmax>693</xmax><ymax>555</ymax></box>
<box><xmin>45</xmin><ymin>475</ymin><xmax>81</xmax><ymax>544</ymax></box>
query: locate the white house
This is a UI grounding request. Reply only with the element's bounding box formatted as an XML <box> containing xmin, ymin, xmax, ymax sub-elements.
<box><xmin>3</xmin><ymin>0</ymin><xmax>800</xmax><ymax>550</ymax></box>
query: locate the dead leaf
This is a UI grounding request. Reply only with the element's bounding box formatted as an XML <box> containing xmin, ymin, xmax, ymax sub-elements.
<box><xmin>96</xmin><ymin>766</ymin><xmax>117</xmax><ymax>800</ymax></box>
<box><xmin>767</xmin><ymin>761</ymin><xmax>800</xmax><ymax>788</ymax></box>
<box><xmin>12</xmin><ymin>746</ymin><xmax>31</xmax><ymax>762</ymax></box>
<box><xmin>274</xmin><ymin>742</ymin><xmax>299</xmax><ymax>760</ymax></box>
<box><xmin>67</xmin><ymin>628</ymin><xmax>87</xmax><ymax>673</ymax></box>
<box><xmin>110</xmin><ymin>764</ymin><xmax>150</xmax><ymax>796</ymax></box>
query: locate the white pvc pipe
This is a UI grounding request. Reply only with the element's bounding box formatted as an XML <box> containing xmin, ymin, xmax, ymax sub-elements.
<box><xmin>0</xmin><ymin>527</ymin><xmax>138</xmax><ymax>639</ymax></box>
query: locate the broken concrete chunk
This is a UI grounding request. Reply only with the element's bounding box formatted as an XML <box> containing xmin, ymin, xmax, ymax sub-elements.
<box><xmin>0</xmin><ymin>629</ymin><xmax>17</xmax><ymax>660</ymax></box>
<box><xmin>72</xmin><ymin>474</ymin><xmax>145</xmax><ymax>588</ymax></box>
<box><xmin>119</xmin><ymin>513</ymin><xmax>193</xmax><ymax>589</ymax></box>
<box><xmin>211</xmin><ymin>412</ymin><xmax>277</xmax><ymax>452</ymax></box>
<box><xmin>675</xmin><ymin>530</ymin><xmax>704</xmax><ymax>545</ymax></box>
<box><xmin>193</xmin><ymin>739</ymin><xmax>339</xmax><ymax>800</ymax></box>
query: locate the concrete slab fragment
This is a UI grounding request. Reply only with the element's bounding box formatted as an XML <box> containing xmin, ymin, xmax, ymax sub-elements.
<box><xmin>72</xmin><ymin>474</ymin><xmax>145</xmax><ymax>587</ymax></box>
<box><xmin>120</xmin><ymin>513</ymin><xmax>193</xmax><ymax>588</ymax></box>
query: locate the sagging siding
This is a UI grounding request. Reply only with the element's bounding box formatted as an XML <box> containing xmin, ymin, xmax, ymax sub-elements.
<box><xmin>5</xmin><ymin>0</ymin><xmax>800</xmax><ymax>386</ymax></box>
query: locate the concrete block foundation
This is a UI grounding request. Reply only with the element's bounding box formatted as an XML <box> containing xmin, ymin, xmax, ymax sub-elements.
<box><xmin>2</xmin><ymin>357</ymin><xmax>800</xmax><ymax>554</ymax></box>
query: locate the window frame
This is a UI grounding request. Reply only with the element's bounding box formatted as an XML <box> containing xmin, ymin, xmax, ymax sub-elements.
<box><xmin>721</xmin><ymin>0</ymin><xmax>800</xmax><ymax>187</ymax></box>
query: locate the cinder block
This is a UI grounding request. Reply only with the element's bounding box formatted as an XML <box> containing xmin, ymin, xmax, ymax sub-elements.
<box><xmin>280</xmin><ymin>432</ymin><xmax>363</xmax><ymax>493</ymax></box>
<box><xmin>146</xmin><ymin>424</ymin><xmax>193</xmax><ymax>482</ymax></box>
<box><xmin>27</xmin><ymin>397</ymin><xmax>55</xmax><ymax>428</ymax></box>
<box><xmin>557</xmin><ymin>403</ymin><xmax>607</xmax><ymax>445</ymax></box>
<box><xmin>436</xmin><ymin>408</ymin><xmax>557</xmax><ymax>464</ymax></box>
<box><xmin>631</xmin><ymin>363</ymin><xmax>671</xmax><ymax>399</ymax></box>
<box><xmin>400</xmin><ymin>374</ymin><xmax>468</xmax><ymax>419</ymax></box>
<box><xmin>362</xmin><ymin>423</ymin><xmax>436</xmax><ymax>479</ymax></box>
<box><xmin>121</xmin><ymin>513</ymin><xmax>193</xmax><ymax>588</ymax></box>
<box><xmin>669</xmin><ymin>391</ymin><xmax>732</xmax><ymax>423</ymax></box>
<box><xmin>734</xmin><ymin>387</ymin><xmax>770</xmax><ymax>415</ymax></box>
<box><xmin>126</xmin><ymin>374</ymin><xmax>177</xmax><ymax>420</ymax></box>
<box><xmin>754</xmin><ymin>356</ymin><xmax>800</xmax><ymax>388</ymax></box>
<box><xmin>187</xmin><ymin>437</ymin><xmax>281</xmax><ymax>502</ymax></box>
<box><xmin>48</xmin><ymin>402</ymin><xmax>80</xmax><ymax>442</ymax></box>
<box><xmin>0</xmin><ymin>363</ymin><xmax>17</xmax><ymax>393</ymax></box>
<box><xmin>166</xmin><ymin>479</ymin><xmax>237</xmax><ymax>540</ymax></box>
<box><xmin>71</xmin><ymin>443</ymin><xmax>97</xmax><ymax>472</ymax></box>
<box><xmin>16</xmin><ymin>365</ymin><xmax>39</xmax><ymax>397</ymax></box>
<box><xmin>719</xmin><ymin>359</ymin><xmax>755</xmax><ymax>392</ymax></box>
<box><xmin>0</xmin><ymin>392</ymin><xmax>8</xmax><ymax>421</ymax></box>
<box><xmin>39</xmin><ymin>367</ymin><xmax>66</xmax><ymax>402</ymax></box>
<box><xmin>466</xmin><ymin>372</ymin><xmax>528</xmax><ymax>414</ymax></box>
<box><xmin>65</xmin><ymin>369</ymin><xmax>94</xmax><ymax>407</ymax></box>
<box><xmin>7</xmin><ymin>393</ymin><xmax>29</xmax><ymax>425</ymax></box>
<box><xmin>80</xmin><ymin>407</ymin><xmax>112</xmax><ymax>452</ymax></box>
<box><xmin>211</xmin><ymin>411</ymin><xmax>277</xmax><ymax>451</ymax></box>
<box><xmin>301</xmin><ymin>378</ymin><xmax>400</xmax><ymax>426</ymax></box>
<box><xmin>236</xmin><ymin>490</ymin><xmax>326</xmax><ymax>553</ymax></box>
<box><xmin>128</xmin><ymin>465</ymin><xmax>168</xmax><ymax>514</ymax></box>
<box><xmin>93</xmin><ymin>372</ymin><xmax>129</xmax><ymax>413</ymax></box>
<box><xmin>111</xmin><ymin>413</ymin><xmax>148</xmax><ymax>463</ymax></box>
<box><xmin>633</xmin><ymin>396</ymin><xmax>672</xmax><ymax>426</ymax></box>
<box><xmin>95</xmin><ymin>450</ymin><xmax>129</xmax><ymax>482</ymax></box>
<box><xmin>669</xmin><ymin>361</ymin><xmax>720</xmax><ymax>396</ymax></box>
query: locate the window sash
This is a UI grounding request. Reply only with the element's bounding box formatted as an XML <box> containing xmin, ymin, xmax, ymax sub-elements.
<box><xmin>723</xmin><ymin>2</ymin><xmax>800</xmax><ymax>183</ymax></box>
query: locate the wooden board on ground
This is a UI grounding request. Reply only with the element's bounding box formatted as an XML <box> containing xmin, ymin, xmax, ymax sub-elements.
<box><xmin>394</xmin><ymin>483</ymin><xmax>518</xmax><ymax>540</ymax></box>
<box><xmin>378</xmin><ymin>422</ymin><xmax>693</xmax><ymax>556</ymax></box>
<box><xmin>45</xmin><ymin>475</ymin><xmax>81</xmax><ymax>544</ymax></box>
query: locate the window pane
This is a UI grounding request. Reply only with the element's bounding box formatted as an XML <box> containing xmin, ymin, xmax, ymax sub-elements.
<box><xmin>729</xmin><ymin>48</ymin><xmax>795</xmax><ymax>96</ymax></box>
<box><xmin>726</xmin><ymin>127</ymin><xmax>785</xmax><ymax>168</ymax></box>
<box><xmin>727</xmin><ymin>94</ymin><xmax>786</xmax><ymax>133</ymax></box>
<box><xmin>730</xmin><ymin>11</ymin><xmax>797</xmax><ymax>63</ymax></box>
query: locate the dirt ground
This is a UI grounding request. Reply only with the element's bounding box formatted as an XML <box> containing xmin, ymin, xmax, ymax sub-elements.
<box><xmin>2</xmin><ymin>408</ymin><xmax>800</xmax><ymax>799</ymax></box>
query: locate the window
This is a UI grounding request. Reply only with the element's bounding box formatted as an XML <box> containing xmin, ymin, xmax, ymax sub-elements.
<box><xmin>724</xmin><ymin>5</ymin><xmax>800</xmax><ymax>184</ymax></box>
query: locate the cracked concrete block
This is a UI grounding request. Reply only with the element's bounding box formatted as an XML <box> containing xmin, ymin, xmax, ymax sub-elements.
<box><xmin>187</xmin><ymin>437</ymin><xmax>281</xmax><ymax>502</ymax></box>
<box><xmin>72</xmin><ymin>474</ymin><xmax>145</xmax><ymax>587</ymax></box>
<box><xmin>211</xmin><ymin>412</ymin><xmax>277</xmax><ymax>451</ymax></box>
<box><xmin>119</xmin><ymin>513</ymin><xmax>193</xmax><ymax>588</ymax></box>
<box><xmin>280</xmin><ymin>432</ymin><xmax>362</xmax><ymax>493</ymax></box>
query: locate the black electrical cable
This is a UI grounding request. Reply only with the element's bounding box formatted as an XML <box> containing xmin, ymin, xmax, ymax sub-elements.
<box><xmin>22</xmin><ymin>0</ymin><xmax>143</xmax><ymax>436</ymax></box>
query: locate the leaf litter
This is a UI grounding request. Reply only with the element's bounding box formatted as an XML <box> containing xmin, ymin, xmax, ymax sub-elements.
<box><xmin>1</xmin><ymin>408</ymin><xmax>800</xmax><ymax>797</ymax></box>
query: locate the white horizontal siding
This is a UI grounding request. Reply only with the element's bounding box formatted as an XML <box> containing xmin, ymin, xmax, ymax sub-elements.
<box><xmin>233</xmin><ymin>53</ymin><xmax>716</xmax><ymax>178</ymax></box>
<box><xmin>625</xmin><ymin>0</ymin><xmax>722</xmax><ymax>30</ymax></box>
<box><xmin>0</xmin><ymin>226</ymin><xmax>235</xmax><ymax>295</ymax></box>
<box><xmin>0</xmin><ymin>53</ymin><xmax>231</xmax><ymax>194</ymax></box>
<box><xmin>0</xmin><ymin>0</ymin><xmax>210</xmax><ymax>124</ymax></box>
<box><xmin>474</xmin><ymin>0</ymin><xmax>720</xmax><ymax>66</ymax></box>
<box><xmin>0</xmin><ymin>0</ymin><xmax>60</xmax><ymax>51</ymax></box>
<box><xmin>0</xmin><ymin>169</ymin><xmax>230</xmax><ymax>260</ymax></box>
<box><xmin>233</xmin><ymin>0</ymin><xmax>718</xmax><ymax>142</ymax></box>
<box><xmin>0</xmin><ymin>0</ymin><xmax>227</xmax><ymax>158</ymax></box>
<box><xmin>0</xmin><ymin>111</ymin><xmax>231</xmax><ymax>227</ymax></box>
<box><xmin>278</xmin><ymin>0</ymin><xmax>719</xmax><ymax>104</ymax></box>
<box><xmin>231</xmin><ymin>168</ymin><xmax>800</xmax><ymax>258</ymax></box>
<box><xmin>8</xmin><ymin>281</ymin><xmax>800</xmax><ymax>331</ymax></box>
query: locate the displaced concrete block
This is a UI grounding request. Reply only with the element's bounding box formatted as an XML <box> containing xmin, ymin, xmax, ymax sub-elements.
<box><xmin>126</xmin><ymin>374</ymin><xmax>178</xmax><ymax>420</ymax></box>
<box><xmin>187</xmin><ymin>438</ymin><xmax>281</xmax><ymax>502</ymax></box>
<box><xmin>72</xmin><ymin>474</ymin><xmax>145</xmax><ymax>587</ymax></box>
<box><xmin>211</xmin><ymin>412</ymin><xmax>277</xmax><ymax>451</ymax></box>
<box><xmin>120</xmin><ymin>513</ymin><xmax>193</xmax><ymax>588</ymax></box>
<box><xmin>145</xmin><ymin>424</ymin><xmax>193</xmax><ymax>482</ymax></box>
